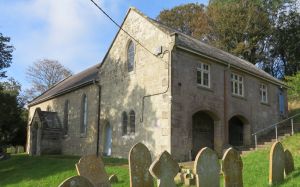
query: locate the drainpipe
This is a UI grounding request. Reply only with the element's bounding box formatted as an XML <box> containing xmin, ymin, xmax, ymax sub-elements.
<box><xmin>224</xmin><ymin>64</ymin><xmax>230</xmax><ymax>145</ymax></box>
<box><xmin>140</xmin><ymin>45</ymin><xmax>173</xmax><ymax>123</ymax></box>
<box><xmin>93</xmin><ymin>79</ymin><xmax>101</xmax><ymax>156</ymax></box>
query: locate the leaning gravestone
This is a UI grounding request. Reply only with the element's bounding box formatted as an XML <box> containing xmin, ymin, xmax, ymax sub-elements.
<box><xmin>269</xmin><ymin>141</ymin><xmax>285</xmax><ymax>185</ymax></box>
<box><xmin>222</xmin><ymin>147</ymin><xmax>243</xmax><ymax>187</ymax></box>
<box><xmin>149</xmin><ymin>151</ymin><xmax>180</xmax><ymax>187</ymax></box>
<box><xmin>129</xmin><ymin>143</ymin><xmax>154</xmax><ymax>187</ymax></box>
<box><xmin>76</xmin><ymin>155</ymin><xmax>111</xmax><ymax>187</ymax></box>
<box><xmin>58</xmin><ymin>176</ymin><xmax>94</xmax><ymax>187</ymax></box>
<box><xmin>284</xmin><ymin>149</ymin><xmax>294</xmax><ymax>175</ymax></box>
<box><xmin>194</xmin><ymin>147</ymin><xmax>220</xmax><ymax>187</ymax></box>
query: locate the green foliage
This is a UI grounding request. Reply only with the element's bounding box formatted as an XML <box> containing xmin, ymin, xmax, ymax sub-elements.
<box><xmin>157</xmin><ymin>3</ymin><xmax>210</xmax><ymax>40</ymax></box>
<box><xmin>157</xmin><ymin>0</ymin><xmax>300</xmax><ymax>76</ymax></box>
<box><xmin>285</xmin><ymin>72</ymin><xmax>300</xmax><ymax>99</ymax></box>
<box><xmin>208</xmin><ymin>0</ymin><xmax>270</xmax><ymax>64</ymax></box>
<box><xmin>0</xmin><ymin>33</ymin><xmax>14</xmax><ymax>78</ymax></box>
<box><xmin>0</xmin><ymin>78</ymin><xmax>27</xmax><ymax>148</ymax></box>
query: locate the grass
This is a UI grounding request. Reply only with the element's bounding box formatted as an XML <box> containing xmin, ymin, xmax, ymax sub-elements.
<box><xmin>1</xmin><ymin>134</ymin><xmax>300</xmax><ymax>187</ymax></box>
<box><xmin>0</xmin><ymin>155</ymin><xmax>129</xmax><ymax>187</ymax></box>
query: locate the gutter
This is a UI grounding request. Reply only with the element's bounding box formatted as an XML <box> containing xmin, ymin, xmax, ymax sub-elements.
<box><xmin>176</xmin><ymin>45</ymin><xmax>288</xmax><ymax>89</ymax></box>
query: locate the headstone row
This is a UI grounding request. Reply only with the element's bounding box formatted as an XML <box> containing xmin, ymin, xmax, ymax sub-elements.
<box><xmin>59</xmin><ymin>141</ymin><xmax>295</xmax><ymax>187</ymax></box>
<box><xmin>269</xmin><ymin>141</ymin><xmax>295</xmax><ymax>185</ymax></box>
<box><xmin>129</xmin><ymin>143</ymin><xmax>243</xmax><ymax>187</ymax></box>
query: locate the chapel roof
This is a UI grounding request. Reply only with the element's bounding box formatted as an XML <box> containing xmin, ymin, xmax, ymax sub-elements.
<box><xmin>28</xmin><ymin>64</ymin><xmax>99</xmax><ymax>106</ymax></box>
<box><xmin>131</xmin><ymin>8</ymin><xmax>285</xmax><ymax>86</ymax></box>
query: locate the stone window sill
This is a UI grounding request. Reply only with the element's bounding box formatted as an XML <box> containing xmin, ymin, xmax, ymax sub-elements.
<box><xmin>197</xmin><ymin>85</ymin><xmax>213</xmax><ymax>92</ymax></box>
<box><xmin>260</xmin><ymin>102</ymin><xmax>270</xmax><ymax>107</ymax></box>
<box><xmin>231</xmin><ymin>94</ymin><xmax>247</xmax><ymax>101</ymax></box>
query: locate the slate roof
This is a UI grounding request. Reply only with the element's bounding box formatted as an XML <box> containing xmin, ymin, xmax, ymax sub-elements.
<box><xmin>30</xmin><ymin>108</ymin><xmax>61</xmax><ymax>129</ymax></box>
<box><xmin>28</xmin><ymin>64</ymin><xmax>99</xmax><ymax>106</ymax></box>
<box><xmin>133</xmin><ymin>8</ymin><xmax>285</xmax><ymax>86</ymax></box>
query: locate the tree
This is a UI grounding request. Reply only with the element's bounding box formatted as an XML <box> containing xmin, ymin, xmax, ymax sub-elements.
<box><xmin>0</xmin><ymin>33</ymin><xmax>14</xmax><ymax>78</ymax></box>
<box><xmin>26</xmin><ymin>59</ymin><xmax>72</xmax><ymax>100</ymax></box>
<box><xmin>285</xmin><ymin>72</ymin><xmax>300</xmax><ymax>100</ymax></box>
<box><xmin>264</xmin><ymin>0</ymin><xmax>300</xmax><ymax>77</ymax></box>
<box><xmin>157</xmin><ymin>3</ymin><xmax>211</xmax><ymax>41</ymax></box>
<box><xmin>0</xmin><ymin>78</ymin><xmax>27</xmax><ymax>150</ymax></box>
<box><xmin>207</xmin><ymin>0</ymin><xmax>271</xmax><ymax>64</ymax></box>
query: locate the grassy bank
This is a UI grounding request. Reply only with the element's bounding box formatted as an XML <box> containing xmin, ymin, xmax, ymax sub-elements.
<box><xmin>1</xmin><ymin>134</ymin><xmax>300</xmax><ymax>187</ymax></box>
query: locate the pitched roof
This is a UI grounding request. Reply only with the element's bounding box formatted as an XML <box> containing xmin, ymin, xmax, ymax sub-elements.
<box><xmin>131</xmin><ymin>8</ymin><xmax>285</xmax><ymax>86</ymax></box>
<box><xmin>28</xmin><ymin>64</ymin><xmax>99</xmax><ymax>106</ymax></box>
<box><xmin>30</xmin><ymin>108</ymin><xmax>61</xmax><ymax>129</ymax></box>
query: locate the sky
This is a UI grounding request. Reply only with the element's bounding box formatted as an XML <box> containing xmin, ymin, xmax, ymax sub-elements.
<box><xmin>0</xmin><ymin>0</ymin><xmax>208</xmax><ymax>90</ymax></box>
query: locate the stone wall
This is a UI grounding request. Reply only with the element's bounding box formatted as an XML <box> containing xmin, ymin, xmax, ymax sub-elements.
<box><xmin>26</xmin><ymin>84</ymin><xmax>99</xmax><ymax>155</ymax></box>
<box><xmin>170</xmin><ymin>48</ymin><xmax>288</xmax><ymax>161</ymax></box>
<box><xmin>98</xmin><ymin>9</ymin><xmax>174</xmax><ymax>159</ymax></box>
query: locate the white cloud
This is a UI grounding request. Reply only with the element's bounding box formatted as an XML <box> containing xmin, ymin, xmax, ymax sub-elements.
<box><xmin>1</xmin><ymin>0</ymin><xmax>123</xmax><ymax>88</ymax></box>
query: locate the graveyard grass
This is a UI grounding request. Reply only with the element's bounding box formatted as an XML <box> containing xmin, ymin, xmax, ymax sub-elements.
<box><xmin>0</xmin><ymin>134</ymin><xmax>300</xmax><ymax>187</ymax></box>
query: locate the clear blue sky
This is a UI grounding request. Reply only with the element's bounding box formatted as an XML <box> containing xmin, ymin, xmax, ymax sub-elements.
<box><xmin>0</xmin><ymin>0</ymin><xmax>208</xmax><ymax>90</ymax></box>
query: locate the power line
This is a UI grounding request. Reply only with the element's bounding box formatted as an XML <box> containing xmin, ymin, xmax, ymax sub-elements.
<box><xmin>89</xmin><ymin>0</ymin><xmax>160</xmax><ymax>58</ymax></box>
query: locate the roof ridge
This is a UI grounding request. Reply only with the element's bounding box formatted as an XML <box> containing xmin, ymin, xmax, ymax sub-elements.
<box><xmin>134</xmin><ymin>10</ymin><xmax>284</xmax><ymax>85</ymax></box>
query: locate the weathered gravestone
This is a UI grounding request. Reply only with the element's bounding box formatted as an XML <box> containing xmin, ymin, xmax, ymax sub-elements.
<box><xmin>222</xmin><ymin>147</ymin><xmax>243</xmax><ymax>187</ymax></box>
<box><xmin>16</xmin><ymin>146</ymin><xmax>24</xmax><ymax>153</ymax></box>
<box><xmin>284</xmin><ymin>149</ymin><xmax>294</xmax><ymax>175</ymax></box>
<box><xmin>194</xmin><ymin>147</ymin><xmax>220</xmax><ymax>187</ymax></box>
<box><xmin>58</xmin><ymin>176</ymin><xmax>94</xmax><ymax>187</ymax></box>
<box><xmin>129</xmin><ymin>143</ymin><xmax>154</xmax><ymax>187</ymax></box>
<box><xmin>269</xmin><ymin>141</ymin><xmax>285</xmax><ymax>185</ymax></box>
<box><xmin>149</xmin><ymin>151</ymin><xmax>180</xmax><ymax>187</ymax></box>
<box><xmin>76</xmin><ymin>155</ymin><xmax>111</xmax><ymax>187</ymax></box>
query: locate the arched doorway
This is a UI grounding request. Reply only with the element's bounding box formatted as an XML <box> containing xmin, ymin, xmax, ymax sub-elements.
<box><xmin>103</xmin><ymin>122</ymin><xmax>112</xmax><ymax>156</ymax></box>
<box><xmin>229</xmin><ymin>116</ymin><xmax>244</xmax><ymax>146</ymax></box>
<box><xmin>192</xmin><ymin>111</ymin><xmax>214</xmax><ymax>159</ymax></box>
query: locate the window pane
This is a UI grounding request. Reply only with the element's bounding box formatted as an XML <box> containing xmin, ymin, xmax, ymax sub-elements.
<box><xmin>203</xmin><ymin>73</ymin><xmax>209</xmax><ymax>86</ymax></box>
<box><xmin>81</xmin><ymin>95</ymin><xmax>88</xmax><ymax>134</ymax></box>
<box><xmin>122</xmin><ymin>112</ymin><xmax>128</xmax><ymax>135</ymax></box>
<box><xmin>127</xmin><ymin>41</ymin><xmax>134</xmax><ymax>72</ymax></box>
<box><xmin>129</xmin><ymin>111</ymin><xmax>135</xmax><ymax>133</ymax></box>
<box><xmin>197</xmin><ymin>70</ymin><xmax>202</xmax><ymax>84</ymax></box>
<box><xmin>239</xmin><ymin>83</ymin><xmax>243</xmax><ymax>95</ymax></box>
<box><xmin>239</xmin><ymin>76</ymin><xmax>243</xmax><ymax>82</ymax></box>
<box><xmin>234</xmin><ymin>82</ymin><xmax>238</xmax><ymax>94</ymax></box>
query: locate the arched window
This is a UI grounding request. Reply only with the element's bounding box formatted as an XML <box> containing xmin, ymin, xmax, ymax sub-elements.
<box><xmin>129</xmin><ymin>110</ymin><xmax>135</xmax><ymax>134</ymax></box>
<box><xmin>80</xmin><ymin>94</ymin><xmax>88</xmax><ymax>135</ymax></box>
<box><xmin>122</xmin><ymin>112</ymin><xmax>128</xmax><ymax>136</ymax></box>
<box><xmin>127</xmin><ymin>40</ymin><xmax>135</xmax><ymax>72</ymax></box>
<box><xmin>63</xmin><ymin>100</ymin><xmax>69</xmax><ymax>135</ymax></box>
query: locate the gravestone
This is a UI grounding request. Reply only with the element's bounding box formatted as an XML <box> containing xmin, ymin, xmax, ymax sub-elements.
<box><xmin>16</xmin><ymin>146</ymin><xmax>24</xmax><ymax>153</ymax></box>
<box><xmin>269</xmin><ymin>141</ymin><xmax>285</xmax><ymax>185</ymax></box>
<box><xmin>284</xmin><ymin>149</ymin><xmax>294</xmax><ymax>175</ymax></box>
<box><xmin>76</xmin><ymin>155</ymin><xmax>111</xmax><ymax>187</ymax></box>
<box><xmin>109</xmin><ymin>174</ymin><xmax>118</xmax><ymax>183</ymax></box>
<box><xmin>194</xmin><ymin>147</ymin><xmax>220</xmax><ymax>187</ymax></box>
<box><xmin>221</xmin><ymin>147</ymin><xmax>243</xmax><ymax>187</ymax></box>
<box><xmin>129</xmin><ymin>143</ymin><xmax>154</xmax><ymax>187</ymax></box>
<box><xmin>58</xmin><ymin>176</ymin><xmax>94</xmax><ymax>187</ymax></box>
<box><xmin>149</xmin><ymin>151</ymin><xmax>180</xmax><ymax>187</ymax></box>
